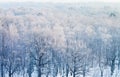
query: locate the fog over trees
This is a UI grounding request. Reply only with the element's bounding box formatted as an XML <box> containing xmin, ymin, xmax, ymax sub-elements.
<box><xmin>0</xmin><ymin>3</ymin><xmax>120</xmax><ymax>77</ymax></box>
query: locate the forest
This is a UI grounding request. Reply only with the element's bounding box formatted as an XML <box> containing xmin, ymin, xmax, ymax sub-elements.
<box><xmin>0</xmin><ymin>3</ymin><xmax>120</xmax><ymax>77</ymax></box>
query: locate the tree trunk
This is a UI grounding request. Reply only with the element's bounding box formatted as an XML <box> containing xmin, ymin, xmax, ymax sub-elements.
<box><xmin>38</xmin><ymin>67</ymin><xmax>41</xmax><ymax>77</ymax></box>
<box><xmin>101</xmin><ymin>70</ymin><xmax>103</xmax><ymax>77</ymax></box>
<box><xmin>111</xmin><ymin>58</ymin><xmax>115</xmax><ymax>76</ymax></box>
<box><xmin>28</xmin><ymin>73</ymin><xmax>32</xmax><ymax>77</ymax></box>
<box><xmin>1</xmin><ymin>31</ymin><xmax>5</xmax><ymax>77</ymax></box>
<box><xmin>73</xmin><ymin>57</ymin><xmax>76</xmax><ymax>77</ymax></box>
<box><xmin>73</xmin><ymin>67</ymin><xmax>75</xmax><ymax>77</ymax></box>
<box><xmin>83</xmin><ymin>70</ymin><xmax>85</xmax><ymax>77</ymax></box>
<box><xmin>38</xmin><ymin>59</ymin><xmax>41</xmax><ymax>77</ymax></box>
<box><xmin>66</xmin><ymin>64</ymin><xmax>69</xmax><ymax>77</ymax></box>
<box><xmin>1</xmin><ymin>63</ymin><xmax>4</xmax><ymax>77</ymax></box>
<box><xmin>9</xmin><ymin>72</ymin><xmax>12</xmax><ymax>77</ymax></box>
<box><xmin>73</xmin><ymin>72</ymin><xmax>75</xmax><ymax>77</ymax></box>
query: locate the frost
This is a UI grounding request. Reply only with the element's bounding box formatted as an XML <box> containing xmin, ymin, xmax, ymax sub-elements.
<box><xmin>0</xmin><ymin>3</ymin><xmax>120</xmax><ymax>77</ymax></box>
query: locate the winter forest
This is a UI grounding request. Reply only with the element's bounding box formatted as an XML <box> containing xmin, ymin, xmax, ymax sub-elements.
<box><xmin>0</xmin><ymin>2</ymin><xmax>120</xmax><ymax>77</ymax></box>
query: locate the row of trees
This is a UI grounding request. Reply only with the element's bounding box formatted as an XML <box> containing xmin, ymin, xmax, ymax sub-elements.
<box><xmin>0</xmin><ymin>7</ymin><xmax>120</xmax><ymax>77</ymax></box>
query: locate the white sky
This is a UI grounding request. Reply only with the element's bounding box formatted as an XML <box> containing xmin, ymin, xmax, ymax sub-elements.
<box><xmin>0</xmin><ymin>0</ymin><xmax>120</xmax><ymax>3</ymax></box>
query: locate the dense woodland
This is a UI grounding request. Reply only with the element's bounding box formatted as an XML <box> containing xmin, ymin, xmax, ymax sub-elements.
<box><xmin>0</xmin><ymin>3</ymin><xmax>120</xmax><ymax>77</ymax></box>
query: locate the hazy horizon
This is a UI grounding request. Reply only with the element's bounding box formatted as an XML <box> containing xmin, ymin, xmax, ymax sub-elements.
<box><xmin>0</xmin><ymin>0</ymin><xmax>120</xmax><ymax>3</ymax></box>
